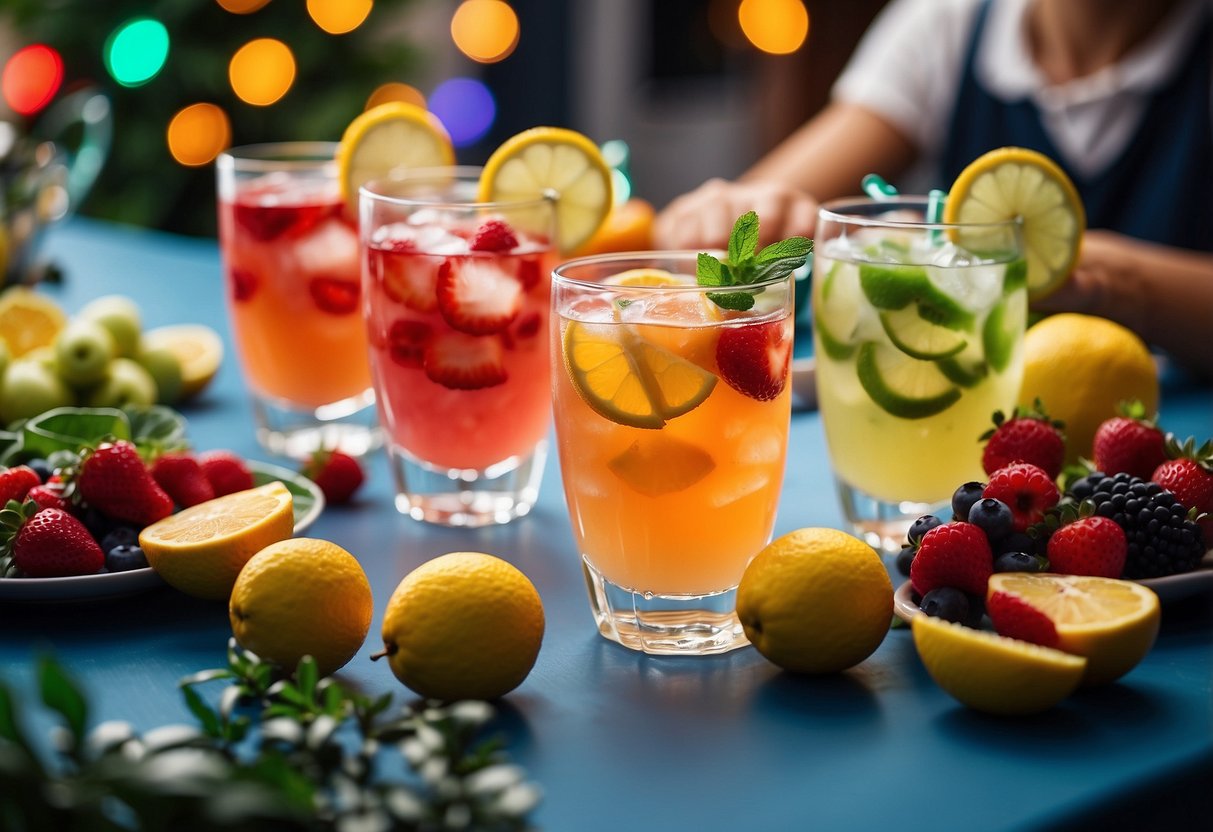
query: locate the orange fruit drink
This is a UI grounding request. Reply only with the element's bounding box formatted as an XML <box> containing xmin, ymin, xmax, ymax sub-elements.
<box><xmin>552</xmin><ymin>255</ymin><xmax>794</xmax><ymax>654</ymax></box>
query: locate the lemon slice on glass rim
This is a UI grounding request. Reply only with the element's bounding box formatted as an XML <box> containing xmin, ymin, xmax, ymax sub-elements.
<box><xmin>478</xmin><ymin>127</ymin><xmax>613</xmax><ymax>253</ymax></box>
<box><xmin>943</xmin><ymin>146</ymin><xmax>1085</xmax><ymax>301</ymax></box>
<box><xmin>335</xmin><ymin>101</ymin><xmax>455</xmax><ymax>215</ymax></box>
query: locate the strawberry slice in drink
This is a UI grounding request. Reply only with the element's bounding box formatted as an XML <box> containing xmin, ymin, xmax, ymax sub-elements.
<box><xmin>716</xmin><ymin>319</ymin><xmax>792</xmax><ymax>401</ymax></box>
<box><xmin>309</xmin><ymin>276</ymin><xmax>361</xmax><ymax>315</ymax></box>
<box><xmin>424</xmin><ymin>332</ymin><xmax>508</xmax><ymax>390</ymax></box>
<box><xmin>388</xmin><ymin>319</ymin><xmax>434</xmax><ymax>369</ymax></box>
<box><xmin>436</xmin><ymin>258</ymin><xmax>522</xmax><ymax>335</ymax></box>
<box><xmin>372</xmin><ymin>243</ymin><xmax>440</xmax><ymax>312</ymax></box>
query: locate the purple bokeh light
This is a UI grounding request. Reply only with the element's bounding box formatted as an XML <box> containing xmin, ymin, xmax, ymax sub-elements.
<box><xmin>429</xmin><ymin>77</ymin><xmax>496</xmax><ymax>147</ymax></box>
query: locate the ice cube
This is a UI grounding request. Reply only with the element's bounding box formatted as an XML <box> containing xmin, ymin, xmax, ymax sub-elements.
<box><xmin>708</xmin><ymin>467</ymin><xmax>771</xmax><ymax>508</ymax></box>
<box><xmin>291</xmin><ymin>219</ymin><xmax>359</xmax><ymax>276</ymax></box>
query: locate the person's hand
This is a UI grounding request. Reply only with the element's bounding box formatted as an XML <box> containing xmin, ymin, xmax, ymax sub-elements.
<box><xmin>653</xmin><ymin>178</ymin><xmax>819</xmax><ymax>250</ymax></box>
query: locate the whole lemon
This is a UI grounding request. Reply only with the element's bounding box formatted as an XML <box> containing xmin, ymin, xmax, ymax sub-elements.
<box><xmin>1019</xmin><ymin>313</ymin><xmax>1157</xmax><ymax>464</ymax></box>
<box><xmin>377</xmin><ymin>552</ymin><xmax>544</xmax><ymax>701</ymax></box>
<box><xmin>736</xmin><ymin>528</ymin><xmax>893</xmax><ymax>674</ymax></box>
<box><xmin>229</xmin><ymin>538</ymin><xmax>373</xmax><ymax>675</ymax></box>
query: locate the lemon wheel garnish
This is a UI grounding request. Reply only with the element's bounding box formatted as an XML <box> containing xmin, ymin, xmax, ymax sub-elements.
<box><xmin>605</xmin><ymin>268</ymin><xmax>682</xmax><ymax>287</ymax></box>
<box><xmin>944</xmin><ymin>146</ymin><xmax>1085</xmax><ymax>301</ymax></box>
<box><xmin>478</xmin><ymin>127</ymin><xmax>613</xmax><ymax>253</ymax></box>
<box><xmin>336</xmin><ymin>101</ymin><xmax>455</xmax><ymax>215</ymax></box>
<box><xmin>563</xmin><ymin>320</ymin><xmax>717</xmax><ymax>429</ymax></box>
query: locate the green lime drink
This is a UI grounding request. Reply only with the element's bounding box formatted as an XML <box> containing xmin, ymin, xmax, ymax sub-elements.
<box><xmin>812</xmin><ymin>197</ymin><xmax>1025</xmax><ymax>551</ymax></box>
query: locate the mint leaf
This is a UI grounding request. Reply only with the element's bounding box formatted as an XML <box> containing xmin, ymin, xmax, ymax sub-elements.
<box><xmin>728</xmin><ymin>211</ymin><xmax>760</xmax><ymax>266</ymax></box>
<box><xmin>696</xmin><ymin>252</ymin><xmax>724</xmax><ymax>286</ymax></box>
<box><xmin>756</xmin><ymin>236</ymin><xmax>812</xmax><ymax>265</ymax></box>
<box><xmin>707</xmin><ymin>291</ymin><xmax>756</xmax><ymax>311</ymax></box>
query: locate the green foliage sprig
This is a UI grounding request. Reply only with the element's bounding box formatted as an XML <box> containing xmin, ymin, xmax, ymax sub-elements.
<box><xmin>0</xmin><ymin>640</ymin><xmax>540</xmax><ymax>831</ymax></box>
<box><xmin>696</xmin><ymin>211</ymin><xmax>812</xmax><ymax>310</ymax></box>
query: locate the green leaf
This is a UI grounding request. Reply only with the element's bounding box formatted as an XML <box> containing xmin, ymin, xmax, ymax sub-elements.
<box><xmin>178</xmin><ymin>669</ymin><xmax>235</xmax><ymax>687</ymax></box>
<box><xmin>181</xmin><ymin>685</ymin><xmax>222</xmax><ymax>738</ymax></box>
<box><xmin>0</xmin><ymin>683</ymin><xmax>31</xmax><ymax>751</ymax></box>
<box><xmin>696</xmin><ymin>252</ymin><xmax>724</xmax><ymax>287</ymax></box>
<box><xmin>295</xmin><ymin>656</ymin><xmax>318</xmax><ymax>704</ymax></box>
<box><xmin>37</xmin><ymin>657</ymin><xmax>87</xmax><ymax>742</ymax></box>
<box><xmin>124</xmin><ymin>405</ymin><xmax>188</xmax><ymax>455</ymax></box>
<box><xmin>755</xmin><ymin>236</ymin><xmax>813</xmax><ymax>265</ymax></box>
<box><xmin>22</xmin><ymin>407</ymin><xmax>131</xmax><ymax>459</ymax></box>
<box><xmin>706</xmin><ymin>291</ymin><xmax>756</xmax><ymax>311</ymax></box>
<box><xmin>728</xmin><ymin>211</ymin><xmax>760</xmax><ymax>265</ymax></box>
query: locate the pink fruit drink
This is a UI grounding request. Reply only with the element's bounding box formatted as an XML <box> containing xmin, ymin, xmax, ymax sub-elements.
<box><xmin>217</xmin><ymin>182</ymin><xmax>371</xmax><ymax>408</ymax></box>
<box><xmin>364</xmin><ymin>217</ymin><xmax>555</xmax><ymax>471</ymax></box>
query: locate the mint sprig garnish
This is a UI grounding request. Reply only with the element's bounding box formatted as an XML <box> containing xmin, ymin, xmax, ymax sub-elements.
<box><xmin>697</xmin><ymin>211</ymin><xmax>812</xmax><ymax>311</ymax></box>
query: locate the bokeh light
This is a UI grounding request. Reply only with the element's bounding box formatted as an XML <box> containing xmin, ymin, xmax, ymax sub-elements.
<box><xmin>429</xmin><ymin>77</ymin><xmax>496</xmax><ymax>147</ymax></box>
<box><xmin>166</xmin><ymin>103</ymin><xmax>231</xmax><ymax>167</ymax></box>
<box><xmin>366</xmin><ymin>82</ymin><xmax>426</xmax><ymax>111</ymax></box>
<box><xmin>307</xmin><ymin>0</ymin><xmax>373</xmax><ymax>35</ymax></box>
<box><xmin>738</xmin><ymin>0</ymin><xmax>809</xmax><ymax>55</ymax></box>
<box><xmin>2</xmin><ymin>44</ymin><xmax>64</xmax><ymax>115</ymax></box>
<box><xmin>104</xmin><ymin>18</ymin><xmax>171</xmax><ymax>88</ymax></box>
<box><xmin>229</xmin><ymin>38</ymin><xmax>296</xmax><ymax>106</ymax></box>
<box><xmin>216</xmin><ymin>0</ymin><xmax>271</xmax><ymax>12</ymax></box>
<box><xmin>451</xmin><ymin>0</ymin><xmax>520</xmax><ymax>64</ymax></box>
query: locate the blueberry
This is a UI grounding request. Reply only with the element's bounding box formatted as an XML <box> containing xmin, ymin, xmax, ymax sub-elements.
<box><xmin>951</xmin><ymin>481</ymin><xmax>986</xmax><ymax>522</ymax></box>
<box><xmin>994</xmin><ymin>551</ymin><xmax>1048</xmax><ymax>573</ymax></box>
<box><xmin>78</xmin><ymin>506</ymin><xmax>114</xmax><ymax>538</ymax></box>
<box><xmin>968</xmin><ymin>497</ymin><xmax>1014</xmax><ymax>541</ymax></box>
<box><xmin>101</xmin><ymin>525</ymin><xmax>140</xmax><ymax>554</ymax></box>
<box><xmin>895</xmin><ymin>544</ymin><xmax>917</xmax><ymax>577</ymax></box>
<box><xmin>993</xmin><ymin>531</ymin><xmax>1038</xmax><ymax>557</ymax></box>
<box><xmin>919</xmin><ymin>587</ymin><xmax>971</xmax><ymax>623</ymax></box>
<box><xmin>106</xmin><ymin>544</ymin><xmax>148</xmax><ymax>572</ymax></box>
<box><xmin>907</xmin><ymin>514</ymin><xmax>943</xmax><ymax>545</ymax></box>
<box><xmin>26</xmin><ymin>458</ymin><xmax>53</xmax><ymax>483</ymax></box>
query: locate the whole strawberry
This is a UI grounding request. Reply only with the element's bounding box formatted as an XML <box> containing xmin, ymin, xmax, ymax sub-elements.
<box><xmin>198</xmin><ymin>450</ymin><xmax>255</xmax><ymax>497</ymax></box>
<box><xmin>980</xmin><ymin>401</ymin><xmax>1066</xmax><ymax>479</ymax></box>
<box><xmin>302</xmin><ymin>449</ymin><xmax>365</xmax><ymax>505</ymax></box>
<box><xmin>1152</xmin><ymin>435</ymin><xmax>1213</xmax><ymax>545</ymax></box>
<box><xmin>152</xmin><ymin>452</ymin><xmax>216</xmax><ymax>508</ymax></box>
<box><xmin>1047</xmin><ymin>514</ymin><xmax>1127</xmax><ymax>578</ymax></box>
<box><xmin>910</xmin><ymin>521</ymin><xmax>993</xmax><ymax>597</ymax></box>
<box><xmin>1</xmin><ymin>501</ymin><xmax>104</xmax><ymax>578</ymax></box>
<box><xmin>1092</xmin><ymin>400</ymin><xmax>1166</xmax><ymax>480</ymax></box>
<box><xmin>0</xmin><ymin>465</ymin><xmax>41</xmax><ymax>505</ymax></box>
<box><xmin>76</xmin><ymin>440</ymin><xmax>174</xmax><ymax>526</ymax></box>
<box><xmin>27</xmin><ymin>483</ymin><xmax>70</xmax><ymax>512</ymax></box>
<box><xmin>982</xmin><ymin>462</ymin><xmax>1060</xmax><ymax>532</ymax></box>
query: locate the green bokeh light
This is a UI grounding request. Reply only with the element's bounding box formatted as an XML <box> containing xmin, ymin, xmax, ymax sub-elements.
<box><xmin>104</xmin><ymin>18</ymin><xmax>170</xmax><ymax>87</ymax></box>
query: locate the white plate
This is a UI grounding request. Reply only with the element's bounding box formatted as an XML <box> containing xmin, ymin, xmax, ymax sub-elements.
<box><xmin>0</xmin><ymin>460</ymin><xmax>324</xmax><ymax>603</ymax></box>
<box><xmin>894</xmin><ymin>553</ymin><xmax>1213</xmax><ymax>623</ymax></box>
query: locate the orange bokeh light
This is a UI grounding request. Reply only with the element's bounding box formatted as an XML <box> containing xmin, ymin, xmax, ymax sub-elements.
<box><xmin>738</xmin><ymin>0</ymin><xmax>809</xmax><ymax>55</ymax></box>
<box><xmin>216</xmin><ymin>0</ymin><xmax>271</xmax><ymax>13</ymax></box>
<box><xmin>229</xmin><ymin>38</ymin><xmax>296</xmax><ymax>106</ymax></box>
<box><xmin>167</xmin><ymin>103</ymin><xmax>231</xmax><ymax>167</ymax></box>
<box><xmin>307</xmin><ymin>0</ymin><xmax>373</xmax><ymax>35</ymax></box>
<box><xmin>451</xmin><ymin>0</ymin><xmax>520</xmax><ymax>64</ymax></box>
<box><xmin>366</xmin><ymin>82</ymin><xmax>426</xmax><ymax>111</ymax></box>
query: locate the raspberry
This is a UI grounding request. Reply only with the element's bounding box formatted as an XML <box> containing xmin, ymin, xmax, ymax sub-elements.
<box><xmin>983</xmin><ymin>463</ymin><xmax>1060</xmax><ymax>532</ymax></box>
<box><xmin>469</xmin><ymin>219</ymin><xmax>519</xmax><ymax>252</ymax></box>
<box><xmin>910</xmin><ymin>521</ymin><xmax>993</xmax><ymax>597</ymax></box>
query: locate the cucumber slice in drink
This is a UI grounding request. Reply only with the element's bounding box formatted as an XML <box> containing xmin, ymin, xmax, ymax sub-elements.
<box><xmin>879</xmin><ymin>305</ymin><xmax>968</xmax><ymax>360</ymax></box>
<box><xmin>814</xmin><ymin>263</ymin><xmax>862</xmax><ymax>360</ymax></box>
<box><xmin>856</xmin><ymin>341</ymin><xmax>961</xmax><ymax>419</ymax></box>
<box><xmin>983</xmin><ymin>293</ymin><xmax>1027</xmax><ymax>373</ymax></box>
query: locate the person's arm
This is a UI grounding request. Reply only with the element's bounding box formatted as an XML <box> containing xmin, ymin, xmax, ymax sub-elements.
<box><xmin>652</xmin><ymin>101</ymin><xmax>917</xmax><ymax>249</ymax></box>
<box><xmin>1035</xmin><ymin>230</ymin><xmax>1213</xmax><ymax>378</ymax></box>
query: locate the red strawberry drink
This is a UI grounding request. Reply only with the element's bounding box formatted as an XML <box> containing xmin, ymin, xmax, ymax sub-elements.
<box><xmin>360</xmin><ymin>170</ymin><xmax>556</xmax><ymax>526</ymax></box>
<box><xmin>217</xmin><ymin>143</ymin><xmax>379</xmax><ymax>458</ymax></box>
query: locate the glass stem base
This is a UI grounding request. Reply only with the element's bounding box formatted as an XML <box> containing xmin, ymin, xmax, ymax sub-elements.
<box><xmin>836</xmin><ymin>475</ymin><xmax>948</xmax><ymax>554</ymax></box>
<box><xmin>250</xmin><ymin>389</ymin><xmax>381</xmax><ymax>459</ymax></box>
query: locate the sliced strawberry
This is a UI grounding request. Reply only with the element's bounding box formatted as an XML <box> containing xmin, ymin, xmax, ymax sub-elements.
<box><xmin>424</xmin><ymin>333</ymin><xmax>508</xmax><ymax>390</ymax></box>
<box><xmin>436</xmin><ymin>259</ymin><xmax>522</xmax><ymax>335</ymax></box>
<box><xmin>388</xmin><ymin>320</ymin><xmax>433</xmax><ymax>369</ymax></box>
<box><xmin>515</xmin><ymin>257</ymin><xmax>542</xmax><ymax>291</ymax></box>
<box><xmin>309</xmin><ymin>276</ymin><xmax>360</xmax><ymax>315</ymax></box>
<box><xmin>230</xmin><ymin>267</ymin><xmax>259</xmax><ymax>302</ymax></box>
<box><xmin>513</xmin><ymin>312</ymin><xmax>542</xmax><ymax>340</ymax></box>
<box><xmin>469</xmin><ymin>219</ymin><xmax>519</xmax><ymax>252</ymax></box>
<box><xmin>987</xmin><ymin>591</ymin><xmax>1060</xmax><ymax>649</ymax></box>
<box><xmin>715</xmin><ymin>319</ymin><xmax>791</xmax><ymax>401</ymax></box>
<box><xmin>234</xmin><ymin>201</ymin><xmax>334</xmax><ymax>242</ymax></box>
<box><xmin>373</xmin><ymin>247</ymin><xmax>440</xmax><ymax>312</ymax></box>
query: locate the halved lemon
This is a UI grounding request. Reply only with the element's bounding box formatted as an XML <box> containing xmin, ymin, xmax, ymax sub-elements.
<box><xmin>563</xmin><ymin>320</ymin><xmax>717</xmax><ymax>429</ymax></box>
<box><xmin>141</xmin><ymin>323</ymin><xmax>224</xmax><ymax>399</ymax></box>
<box><xmin>139</xmin><ymin>481</ymin><xmax>295</xmax><ymax>601</ymax></box>
<box><xmin>912</xmin><ymin>614</ymin><xmax>1087</xmax><ymax>716</ymax></box>
<box><xmin>0</xmin><ymin>287</ymin><xmax>67</xmax><ymax>357</ymax></box>
<box><xmin>987</xmin><ymin>573</ymin><xmax>1160</xmax><ymax>686</ymax></box>
<box><xmin>336</xmin><ymin>101</ymin><xmax>455</xmax><ymax>215</ymax></box>
<box><xmin>944</xmin><ymin>147</ymin><xmax>1084</xmax><ymax>301</ymax></box>
<box><xmin>608</xmin><ymin>435</ymin><xmax>716</xmax><ymax>497</ymax></box>
<box><xmin>478</xmin><ymin>127</ymin><xmax>612</xmax><ymax>253</ymax></box>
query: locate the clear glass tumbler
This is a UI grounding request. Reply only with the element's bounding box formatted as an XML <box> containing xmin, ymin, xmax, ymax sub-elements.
<box><xmin>552</xmin><ymin>253</ymin><xmax>794</xmax><ymax>655</ymax></box>
<box><xmin>360</xmin><ymin>168</ymin><xmax>557</xmax><ymax>526</ymax></box>
<box><xmin>812</xmin><ymin>196</ymin><xmax>1026</xmax><ymax>552</ymax></box>
<box><xmin>216</xmin><ymin>142</ymin><xmax>380</xmax><ymax>458</ymax></box>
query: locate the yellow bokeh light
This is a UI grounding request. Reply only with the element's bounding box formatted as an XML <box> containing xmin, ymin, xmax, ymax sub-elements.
<box><xmin>451</xmin><ymin>0</ymin><xmax>519</xmax><ymax>64</ymax></box>
<box><xmin>216</xmin><ymin>0</ymin><xmax>271</xmax><ymax>13</ymax></box>
<box><xmin>307</xmin><ymin>0</ymin><xmax>373</xmax><ymax>35</ymax></box>
<box><xmin>167</xmin><ymin>103</ymin><xmax>231</xmax><ymax>167</ymax></box>
<box><xmin>738</xmin><ymin>0</ymin><xmax>809</xmax><ymax>55</ymax></box>
<box><xmin>366</xmin><ymin>82</ymin><xmax>426</xmax><ymax>111</ymax></box>
<box><xmin>229</xmin><ymin>38</ymin><xmax>296</xmax><ymax>106</ymax></box>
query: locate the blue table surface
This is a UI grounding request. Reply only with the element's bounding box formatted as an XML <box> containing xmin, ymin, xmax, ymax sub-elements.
<box><xmin>2</xmin><ymin>218</ymin><xmax>1211</xmax><ymax>831</ymax></box>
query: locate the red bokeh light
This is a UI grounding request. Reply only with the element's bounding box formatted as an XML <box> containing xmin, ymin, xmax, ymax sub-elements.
<box><xmin>2</xmin><ymin>44</ymin><xmax>65</xmax><ymax>115</ymax></box>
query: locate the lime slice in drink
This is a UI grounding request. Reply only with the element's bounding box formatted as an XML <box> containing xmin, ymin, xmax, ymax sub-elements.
<box><xmin>856</xmin><ymin>341</ymin><xmax>961</xmax><ymax>419</ymax></box>
<box><xmin>879</xmin><ymin>305</ymin><xmax>968</xmax><ymax>361</ymax></box>
<box><xmin>982</xmin><ymin>294</ymin><xmax>1027</xmax><ymax>374</ymax></box>
<box><xmin>1003</xmin><ymin>258</ymin><xmax>1028</xmax><ymax>295</ymax></box>
<box><xmin>938</xmin><ymin>340</ymin><xmax>989</xmax><ymax>388</ymax></box>
<box><xmin>859</xmin><ymin>264</ymin><xmax>973</xmax><ymax>329</ymax></box>
<box><xmin>813</xmin><ymin>263</ymin><xmax>862</xmax><ymax>360</ymax></box>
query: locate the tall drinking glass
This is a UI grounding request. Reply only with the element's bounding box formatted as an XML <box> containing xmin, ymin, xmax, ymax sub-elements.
<box><xmin>360</xmin><ymin>168</ymin><xmax>557</xmax><ymax>526</ymax></box>
<box><xmin>812</xmin><ymin>197</ymin><xmax>1026</xmax><ymax>552</ymax></box>
<box><xmin>552</xmin><ymin>253</ymin><xmax>794</xmax><ymax>655</ymax></box>
<box><xmin>216</xmin><ymin>142</ymin><xmax>379</xmax><ymax>458</ymax></box>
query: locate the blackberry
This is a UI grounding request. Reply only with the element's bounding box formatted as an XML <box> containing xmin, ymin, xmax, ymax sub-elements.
<box><xmin>1068</xmin><ymin>472</ymin><xmax>1204</xmax><ymax>578</ymax></box>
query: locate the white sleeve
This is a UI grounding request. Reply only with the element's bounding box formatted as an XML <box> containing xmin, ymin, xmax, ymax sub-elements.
<box><xmin>831</xmin><ymin>0</ymin><xmax>982</xmax><ymax>156</ymax></box>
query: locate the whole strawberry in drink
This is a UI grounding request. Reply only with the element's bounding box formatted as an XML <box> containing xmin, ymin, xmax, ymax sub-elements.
<box><xmin>76</xmin><ymin>440</ymin><xmax>175</xmax><ymax>526</ymax></box>
<box><xmin>1</xmin><ymin>501</ymin><xmax>105</xmax><ymax>577</ymax></box>
<box><xmin>980</xmin><ymin>401</ymin><xmax>1066</xmax><ymax>479</ymax></box>
<box><xmin>1092</xmin><ymin>400</ymin><xmax>1167</xmax><ymax>480</ymax></box>
<box><xmin>1151</xmin><ymin>435</ymin><xmax>1213</xmax><ymax>546</ymax></box>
